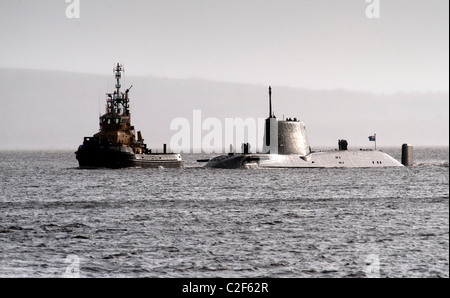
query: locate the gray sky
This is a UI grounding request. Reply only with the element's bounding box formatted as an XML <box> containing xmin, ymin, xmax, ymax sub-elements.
<box><xmin>0</xmin><ymin>0</ymin><xmax>448</xmax><ymax>150</ymax></box>
<box><xmin>1</xmin><ymin>0</ymin><xmax>449</xmax><ymax>93</ymax></box>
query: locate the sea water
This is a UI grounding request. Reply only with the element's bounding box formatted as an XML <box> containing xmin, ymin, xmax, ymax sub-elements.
<box><xmin>0</xmin><ymin>147</ymin><xmax>448</xmax><ymax>277</ymax></box>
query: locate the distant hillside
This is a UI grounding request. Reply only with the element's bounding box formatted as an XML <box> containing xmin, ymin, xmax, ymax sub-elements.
<box><xmin>0</xmin><ymin>68</ymin><xmax>448</xmax><ymax>151</ymax></box>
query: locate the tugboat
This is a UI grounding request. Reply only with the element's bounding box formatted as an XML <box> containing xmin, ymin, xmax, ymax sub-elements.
<box><xmin>75</xmin><ymin>63</ymin><xmax>184</xmax><ymax>168</ymax></box>
<box><xmin>203</xmin><ymin>86</ymin><xmax>408</xmax><ymax>169</ymax></box>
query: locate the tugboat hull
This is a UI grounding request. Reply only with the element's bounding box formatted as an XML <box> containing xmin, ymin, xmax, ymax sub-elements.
<box><xmin>75</xmin><ymin>63</ymin><xmax>184</xmax><ymax>169</ymax></box>
<box><xmin>76</xmin><ymin>144</ymin><xmax>183</xmax><ymax>169</ymax></box>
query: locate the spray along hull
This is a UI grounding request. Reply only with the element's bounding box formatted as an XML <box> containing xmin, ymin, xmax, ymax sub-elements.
<box><xmin>204</xmin><ymin>150</ymin><xmax>403</xmax><ymax>169</ymax></box>
<box><xmin>75</xmin><ymin>144</ymin><xmax>184</xmax><ymax>169</ymax></box>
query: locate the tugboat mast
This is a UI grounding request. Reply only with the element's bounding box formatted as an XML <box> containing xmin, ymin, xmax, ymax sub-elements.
<box><xmin>115</xmin><ymin>63</ymin><xmax>122</xmax><ymax>97</ymax></box>
<box><xmin>106</xmin><ymin>63</ymin><xmax>130</xmax><ymax>116</ymax></box>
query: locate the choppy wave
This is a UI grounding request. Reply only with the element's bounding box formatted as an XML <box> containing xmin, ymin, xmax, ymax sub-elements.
<box><xmin>0</xmin><ymin>149</ymin><xmax>448</xmax><ymax>278</ymax></box>
<box><xmin>414</xmin><ymin>161</ymin><xmax>449</xmax><ymax>168</ymax></box>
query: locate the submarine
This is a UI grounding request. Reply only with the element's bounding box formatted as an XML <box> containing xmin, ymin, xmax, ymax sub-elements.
<box><xmin>203</xmin><ymin>87</ymin><xmax>410</xmax><ymax>169</ymax></box>
<box><xmin>75</xmin><ymin>63</ymin><xmax>184</xmax><ymax>168</ymax></box>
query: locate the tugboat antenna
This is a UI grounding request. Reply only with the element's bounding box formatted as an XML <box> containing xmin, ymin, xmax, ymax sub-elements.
<box><xmin>114</xmin><ymin>63</ymin><xmax>123</xmax><ymax>96</ymax></box>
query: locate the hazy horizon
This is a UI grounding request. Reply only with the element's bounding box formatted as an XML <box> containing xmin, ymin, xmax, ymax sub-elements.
<box><xmin>0</xmin><ymin>68</ymin><xmax>448</xmax><ymax>151</ymax></box>
<box><xmin>4</xmin><ymin>66</ymin><xmax>450</xmax><ymax>96</ymax></box>
<box><xmin>0</xmin><ymin>1</ymin><xmax>448</xmax><ymax>151</ymax></box>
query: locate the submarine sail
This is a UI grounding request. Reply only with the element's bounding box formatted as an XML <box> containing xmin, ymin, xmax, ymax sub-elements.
<box><xmin>204</xmin><ymin>86</ymin><xmax>404</xmax><ymax>169</ymax></box>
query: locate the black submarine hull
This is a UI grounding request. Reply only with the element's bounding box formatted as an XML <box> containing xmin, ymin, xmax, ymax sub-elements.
<box><xmin>75</xmin><ymin>144</ymin><xmax>184</xmax><ymax>169</ymax></box>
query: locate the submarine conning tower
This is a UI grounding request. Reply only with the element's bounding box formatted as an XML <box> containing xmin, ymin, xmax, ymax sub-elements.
<box><xmin>262</xmin><ymin>86</ymin><xmax>311</xmax><ymax>156</ymax></box>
